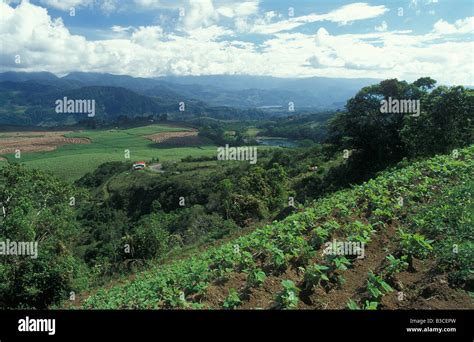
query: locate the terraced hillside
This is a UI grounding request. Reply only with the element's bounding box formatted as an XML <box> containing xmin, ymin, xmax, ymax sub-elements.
<box><xmin>81</xmin><ymin>146</ymin><xmax>473</xmax><ymax>309</ymax></box>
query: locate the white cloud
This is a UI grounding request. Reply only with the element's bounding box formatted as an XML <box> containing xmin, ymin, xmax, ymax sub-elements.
<box><xmin>132</xmin><ymin>0</ymin><xmax>259</xmax><ymax>30</ymax></box>
<box><xmin>131</xmin><ymin>26</ymin><xmax>164</xmax><ymax>46</ymax></box>
<box><xmin>375</xmin><ymin>21</ymin><xmax>388</xmax><ymax>32</ymax></box>
<box><xmin>217</xmin><ymin>1</ymin><xmax>259</xmax><ymax>18</ymax></box>
<box><xmin>111</xmin><ymin>25</ymin><xmax>134</xmax><ymax>33</ymax></box>
<box><xmin>322</xmin><ymin>2</ymin><xmax>388</xmax><ymax>25</ymax></box>
<box><xmin>433</xmin><ymin>17</ymin><xmax>474</xmax><ymax>34</ymax></box>
<box><xmin>100</xmin><ymin>0</ymin><xmax>119</xmax><ymax>14</ymax></box>
<box><xmin>39</xmin><ymin>0</ymin><xmax>93</xmax><ymax>11</ymax></box>
<box><xmin>250</xmin><ymin>3</ymin><xmax>389</xmax><ymax>34</ymax></box>
<box><xmin>180</xmin><ymin>0</ymin><xmax>218</xmax><ymax>30</ymax></box>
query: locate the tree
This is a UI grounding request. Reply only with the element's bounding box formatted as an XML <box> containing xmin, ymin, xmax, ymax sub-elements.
<box><xmin>217</xmin><ymin>179</ymin><xmax>233</xmax><ymax>219</ymax></box>
<box><xmin>0</xmin><ymin>164</ymin><xmax>83</xmax><ymax>308</ymax></box>
<box><xmin>401</xmin><ymin>86</ymin><xmax>473</xmax><ymax>156</ymax></box>
<box><xmin>129</xmin><ymin>214</ymin><xmax>169</xmax><ymax>260</ymax></box>
<box><xmin>327</xmin><ymin>77</ymin><xmax>473</xmax><ymax>178</ymax></box>
<box><xmin>413</xmin><ymin>77</ymin><xmax>436</xmax><ymax>90</ymax></box>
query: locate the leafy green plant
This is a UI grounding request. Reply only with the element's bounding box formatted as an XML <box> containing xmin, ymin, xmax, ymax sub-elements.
<box><xmin>302</xmin><ymin>264</ymin><xmax>329</xmax><ymax>290</ymax></box>
<box><xmin>398</xmin><ymin>230</ymin><xmax>433</xmax><ymax>264</ymax></box>
<box><xmin>269</xmin><ymin>247</ymin><xmax>288</xmax><ymax>272</ymax></box>
<box><xmin>347</xmin><ymin>299</ymin><xmax>378</xmax><ymax>310</ymax></box>
<box><xmin>237</xmin><ymin>250</ymin><xmax>256</xmax><ymax>271</ymax></box>
<box><xmin>385</xmin><ymin>254</ymin><xmax>409</xmax><ymax>275</ymax></box>
<box><xmin>346</xmin><ymin>298</ymin><xmax>359</xmax><ymax>310</ymax></box>
<box><xmin>246</xmin><ymin>268</ymin><xmax>266</xmax><ymax>288</ymax></box>
<box><xmin>363</xmin><ymin>300</ymin><xmax>379</xmax><ymax>310</ymax></box>
<box><xmin>222</xmin><ymin>288</ymin><xmax>242</xmax><ymax>309</ymax></box>
<box><xmin>327</xmin><ymin>255</ymin><xmax>351</xmax><ymax>272</ymax></box>
<box><xmin>310</xmin><ymin>227</ymin><xmax>329</xmax><ymax>248</ymax></box>
<box><xmin>275</xmin><ymin>280</ymin><xmax>300</xmax><ymax>309</ymax></box>
<box><xmin>367</xmin><ymin>271</ymin><xmax>393</xmax><ymax>300</ymax></box>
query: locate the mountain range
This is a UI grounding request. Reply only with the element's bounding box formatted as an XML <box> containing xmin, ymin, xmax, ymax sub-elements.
<box><xmin>0</xmin><ymin>71</ymin><xmax>380</xmax><ymax>126</ymax></box>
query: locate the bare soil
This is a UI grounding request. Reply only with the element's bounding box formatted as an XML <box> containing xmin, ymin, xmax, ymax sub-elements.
<box><xmin>0</xmin><ymin>131</ymin><xmax>90</xmax><ymax>155</ymax></box>
<box><xmin>200</xmin><ymin>219</ymin><xmax>473</xmax><ymax>310</ymax></box>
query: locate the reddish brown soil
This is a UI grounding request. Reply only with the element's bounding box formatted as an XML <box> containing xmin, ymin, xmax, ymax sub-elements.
<box><xmin>199</xmin><ymin>219</ymin><xmax>472</xmax><ymax>310</ymax></box>
<box><xmin>0</xmin><ymin>131</ymin><xmax>90</xmax><ymax>154</ymax></box>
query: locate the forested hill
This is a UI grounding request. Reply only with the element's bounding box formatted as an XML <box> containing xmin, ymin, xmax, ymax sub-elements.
<box><xmin>0</xmin><ymin>80</ymin><xmax>267</xmax><ymax>126</ymax></box>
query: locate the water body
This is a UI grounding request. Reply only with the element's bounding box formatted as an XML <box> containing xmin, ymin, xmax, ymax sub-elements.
<box><xmin>256</xmin><ymin>137</ymin><xmax>298</xmax><ymax>148</ymax></box>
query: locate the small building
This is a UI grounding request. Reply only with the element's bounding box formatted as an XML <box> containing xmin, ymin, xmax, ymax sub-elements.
<box><xmin>133</xmin><ymin>161</ymin><xmax>146</xmax><ymax>170</ymax></box>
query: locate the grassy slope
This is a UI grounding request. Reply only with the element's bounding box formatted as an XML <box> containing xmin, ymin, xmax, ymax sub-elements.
<box><xmin>1</xmin><ymin>125</ymin><xmax>217</xmax><ymax>181</ymax></box>
<box><xmin>79</xmin><ymin>146</ymin><xmax>473</xmax><ymax>309</ymax></box>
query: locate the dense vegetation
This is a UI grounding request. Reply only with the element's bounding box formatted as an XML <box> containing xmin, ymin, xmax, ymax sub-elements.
<box><xmin>257</xmin><ymin>111</ymin><xmax>335</xmax><ymax>143</ymax></box>
<box><xmin>0</xmin><ymin>166</ymin><xmax>86</xmax><ymax>308</ymax></box>
<box><xmin>328</xmin><ymin>78</ymin><xmax>473</xmax><ymax>180</ymax></box>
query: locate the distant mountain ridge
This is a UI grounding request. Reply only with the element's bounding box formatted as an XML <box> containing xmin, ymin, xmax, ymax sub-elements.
<box><xmin>1</xmin><ymin>71</ymin><xmax>381</xmax><ymax>109</ymax></box>
<box><xmin>0</xmin><ymin>77</ymin><xmax>266</xmax><ymax>127</ymax></box>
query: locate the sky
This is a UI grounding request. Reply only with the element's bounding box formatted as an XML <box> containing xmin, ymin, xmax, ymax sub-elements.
<box><xmin>0</xmin><ymin>0</ymin><xmax>473</xmax><ymax>84</ymax></box>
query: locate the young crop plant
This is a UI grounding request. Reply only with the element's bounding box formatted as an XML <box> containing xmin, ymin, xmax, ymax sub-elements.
<box><xmin>398</xmin><ymin>229</ymin><xmax>433</xmax><ymax>266</ymax></box>
<box><xmin>326</xmin><ymin>254</ymin><xmax>351</xmax><ymax>272</ymax></box>
<box><xmin>291</xmin><ymin>242</ymin><xmax>315</xmax><ymax>266</ymax></box>
<box><xmin>323</xmin><ymin>255</ymin><xmax>351</xmax><ymax>286</ymax></box>
<box><xmin>301</xmin><ymin>264</ymin><xmax>329</xmax><ymax>290</ymax></box>
<box><xmin>246</xmin><ymin>268</ymin><xmax>267</xmax><ymax>288</ymax></box>
<box><xmin>268</xmin><ymin>247</ymin><xmax>288</xmax><ymax>272</ymax></box>
<box><xmin>222</xmin><ymin>288</ymin><xmax>242</xmax><ymax>309</ymax></box>
<box><xmin>367</xmin><ymin>271</ymin><xmax>394</xmax><ymax>300</ymax></box>
<box><xmin>161</xmin><ymin>288</ymin><xmax>189</xmax><ymax>309</ymax></box>
<box><xmin>236</xmin><ymin>250</ymin><xmax>256</xmax><ymax>271</ymax></box>
<box><xmin>275</xmin><ymin>280</ymin><xmax>300</xmax><ymax>309</ymax></box>
<box><xmin>321</xmin><ymin>219</ymin><xmax>341</xmax><ymax>233</ymax></box>
<box><xmin>372</xmin><ymin>208</ymin><xmax>395</xmax><ymax>224</ymax></box>
<box><xmin>346</xmin><ymin>221</ymin><xmax>375</xmax><ymax>244</ymax></box>
<box><xmin>346</xmin><ymin>299</ymin><xmax>378</xmax><ymax>310</ymax></box>
<box><xmin>385</xmin><ymin>254</ymin><xmax>409</xmax><ymax>276</ymax></box>
<box><xmin>310</xmin><ymin>227</ymin><xmax>330</xmax><ymax>248</ymax></box>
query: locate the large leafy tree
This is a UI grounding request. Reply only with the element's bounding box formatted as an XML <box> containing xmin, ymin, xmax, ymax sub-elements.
<box><xmin>328</xmin><ymin>77</ymin><xmax>473</xmax><ymax>178</ymax></box>
<box><xmin>329</xmin><ymin>79</ymin><xmax>417</xmax><ymax>168</ymax></box>
<box><xmin>0</xmin><ymin>164</ymin><xmax>83</xmax><ymax>308</ymax></box>
<box><xmin>401</xmin><ymin>86</ymin><xmax>473</xmax><ymax>156</ymax></box>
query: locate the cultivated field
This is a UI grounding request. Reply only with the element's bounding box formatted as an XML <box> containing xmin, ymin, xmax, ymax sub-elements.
<box><xmin>0</xmin><ymin>125</ymin><xmax>217</xmax><ymax>182</ymax></box>
<box><xmin>145</xmin><ymin>129</ymin><xmax>203</xmax><ymax>146</ymax></box>
<box><xmin>0</xmin><ymin>131</ymin><xmax>90</xmax><ymax>154</ymax></box>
